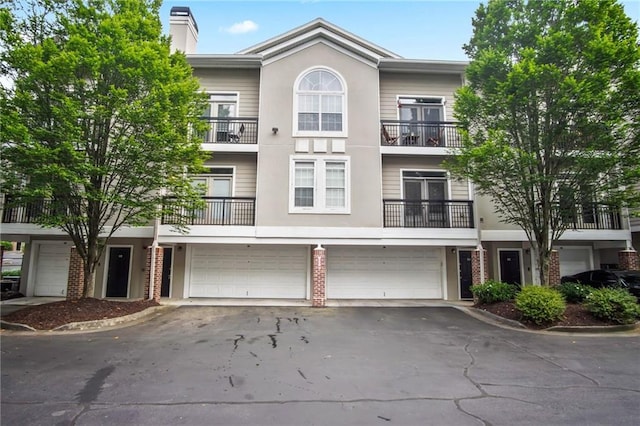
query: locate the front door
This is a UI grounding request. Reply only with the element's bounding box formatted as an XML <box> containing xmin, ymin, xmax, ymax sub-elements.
<box><xmin>459</xmin><ymin>250</ymin><xmax>473</xmax><ymax>299</ymax></box>
<box><xmin>160</xmin><ymin>247</ymin><xmax>173</xmax><ymax>298</ymax></box>
<box><xmin>106</xmin><ymin>247</ymin><xmax>131</xmax><ymax>297</ymax></box>
<box><xmin>499</xmin><ymin>250</ymin><xmax>522</xmax><ymax>285</ymax></box>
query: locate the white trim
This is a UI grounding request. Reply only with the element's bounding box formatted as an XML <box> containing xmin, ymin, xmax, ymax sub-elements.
<box><xmin>292</xmin><ymin>66</ymin><xmax>348</xmax><ymax>138</ymax></box>
<box><xmin>289</xmin><ymin>155</ymin><xmax>351</xmax><ymax>214</ymax></box>
<box><xmin>201</xmin><ymin>144</ymin><xmax>258</xmax><ymax>153</ymax></box>
<box><xmin>497</xmin><ymin>248</ymin><xmax>524</xmax><ymax>285</ymax></box>
<box><xmin>440</xmin><ymin>246</ymin><xmax>447</xmax><ymax>300</ymax></box>
<box><xmin>196</xmin><ymin>165</ymin><xmax>236</xmax><ymax>197</ymax></box>
<box><xmin>379</xmin><ymin>146</ymin><xmax>457</xmax><ymax>156</ymax></box>
<box><xmin>262</xmin><ymin>38</ymin><xmax>381</xmax><ymax>68</ymax></box>
<box><xmin>396</xmin><ymin>95</ymin><xmax>447</xmax><ymax>121</ymax></box>
<box><xmin>481</xmin><ymin>229</ymin><xmax>631</xmax><ymax>242</ymax></box>
<box><xmin>0</xmin><ymin>225</ymin><xmax>154</xmax><ymax>238</ymax></box>
<box><xmin>102</xmin><ymin>245</ymin><xmax>133</xmax><ymax>298</ymax></box>
<box><xmin>158</xmin><ymin>225</ymin><xmax>478</xmax><ymax>243</ymax></box>
<box><xmin>183</xmin><ymin>244</ymin><xmax>192</xmax><ymax>299</ymax></box>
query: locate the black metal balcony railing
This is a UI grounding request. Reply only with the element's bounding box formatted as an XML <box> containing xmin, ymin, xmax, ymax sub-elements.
<box><xmin>554</xmin><ymin>203</ymin><xmax>622</xmax><ymax>230</ymax></box>
<box><xmin>162</xmin><ymin>197</ymin><xmax>256</xmax><ymax>226</ymax></box>
<box><xmin>383</xmin><ymin>199</ymin><xmax>474</xmax><ymax>228</ymax></box>
<box><xmin>380</xmin><ymin>120</ymin><xmax>463</xmax><ymax>148</ymax></box>
<box><xmin>1</xmin><ymin>197</ymin><xmax>57</xmax><ymax>223</ymax></box>
<box><xmin>201</xmin><ymin>117</ymin><xmax>258</xmax><ymax>144</ymax></box>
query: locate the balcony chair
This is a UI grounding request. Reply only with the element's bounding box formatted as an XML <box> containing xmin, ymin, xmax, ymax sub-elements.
<box><xmin>381</xmin><ymin>125</ymin><xmax>399</xmax><ymax>145</ymax></box>
<box><xmin>229</xmin><ymin>123</ymin><xmax>245</xmax><ymax>142</ymax></box>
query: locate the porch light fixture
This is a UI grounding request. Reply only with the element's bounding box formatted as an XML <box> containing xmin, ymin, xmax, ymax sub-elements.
<box><xmin>272</xmin><ymin>127</ymin><xmax>278</xmax><ymax>134</ymax></box>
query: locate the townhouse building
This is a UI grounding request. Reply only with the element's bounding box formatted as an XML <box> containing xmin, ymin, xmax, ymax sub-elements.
<box><xmin>2</xmin><ymin>7</ymin><xmax>638</xmax><ymax>304</ymax></box>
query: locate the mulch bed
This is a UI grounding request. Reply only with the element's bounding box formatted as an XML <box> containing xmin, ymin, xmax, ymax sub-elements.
<box><xmin>1</xmin><ymin>298</ymin><xmax>158</xmax><ymax>330</ymax></box>
<box><xmin>475</xmin><ymin>301</ymin><xmax>618</xmax><ymax>329</ymax></box>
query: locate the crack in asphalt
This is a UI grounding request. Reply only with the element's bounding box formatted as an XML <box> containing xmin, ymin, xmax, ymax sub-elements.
<box><xmin>503</xmin><ymin>339</ymin><xmax>600</xmax><ymax>386</ymax></box>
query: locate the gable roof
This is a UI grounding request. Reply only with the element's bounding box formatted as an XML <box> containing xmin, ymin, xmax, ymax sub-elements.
<box><xmin>237</xmin><ymin>18</ymin><xmax>402</xmax><ymax>63</ymax></box>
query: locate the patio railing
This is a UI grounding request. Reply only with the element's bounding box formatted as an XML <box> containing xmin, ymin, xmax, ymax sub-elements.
<box><xmin>162</xmin><ymin>196</ymin><xmax>256</xmax><ymax>226</ymax></box>
<box><xmin>383</xmin><ymin>199</ymin><xmax>474</xmax><ymax>228</ymax></box>
<box><xmin>200</xmin><ymin>117</ymin><xmax>258</xmax><ymax>144</ymax></box>
<box><xmin>380</xmin><ymin>120</ymin><xmax>463</xmax><ymax>148</ymax></box>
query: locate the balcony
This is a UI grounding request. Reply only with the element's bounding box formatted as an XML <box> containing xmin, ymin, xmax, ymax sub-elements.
<box><xmin>162</xmin><ymin>197</ymin><xmax>255</xmax><ymax>226</ymax></box>
<box><xmin>2</xmin><ymin>197</ymin><xmax>56</xmax><ymax>224</ymax></box>
<box><xmin>555</xmin><ymin>203</ymin><xmax>622</xmax><ymax>230</ymax></box>
<box><xmin>380</xmin><ymin>120</ymin><xmax>463</xmax><ymax>148</ymax></box>
<box><xmin>201</xmin><ymin>117</ymin><xmax>258</xmax><ymax>144</ymax></box>
<box><xmin>383</xmin><ymin>199</ymin><xmax>474</xmax><ymax>228</ymax></box>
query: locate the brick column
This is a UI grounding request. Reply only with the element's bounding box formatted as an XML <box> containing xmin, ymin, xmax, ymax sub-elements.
<box><xmin>312</xmin><ymin>246</ymin><xmax>326</xmax><ymax>307</ymax></box>
<box><xmin>144</xmin><ymin>246</ymin><xmax>164</xmax><ymax>301</ymax></box>
<box><xmin>471</xmin><ymin>249</ymin><xmax>488</xmax><ymax>285</ymax></box>
<box><xmin>66</xmin><ymin>247</ymin><xmax>84</xmax><ymax>299</ymax></box>
<box><xmin>618</xmin><ymin>249</ymin><xmax>639</xmax><ymax>271</ymax></box>
<box><xmin>548</xmin><ymin>250</ymin><xmax>561</xmax><ymax>285</ymax></box>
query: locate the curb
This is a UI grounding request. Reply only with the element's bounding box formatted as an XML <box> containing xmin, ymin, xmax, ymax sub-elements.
<box><xmin>456</xmin><ymin>306</ymin><xmax>527</xmax><ymax>329</ymax></box>
<box><xmin>0</xmin><ymin>305</ymin><xmax>173</xmax><ymax>332</ymax></box>
<box><xmin>459</xmin><ymin>306</ymin><xmax>639</xmax><ymax>333</ymax></box>
<box><xmin>545</xmin><ymin>323</ymin><xmax>639</xmax><ymax>333</ymax></box>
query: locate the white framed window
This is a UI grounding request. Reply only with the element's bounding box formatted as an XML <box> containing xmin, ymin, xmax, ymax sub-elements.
<box><xmin>294</xmin><ymin>67</ymin><xmax>347</xmax><ymax>137</ymax></box>
<box><xmin>289</xmin><ymin>156</ymin><xmax>350</xmax><ymax>213</ymax></box>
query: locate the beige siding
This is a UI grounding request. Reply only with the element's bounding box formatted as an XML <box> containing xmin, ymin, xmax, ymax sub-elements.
<box><xmin>379</xmin><ymin>72</ymin><xmax>464</xmax><ymax>121</ymax></box>
<box><xmin>194</xmin><ymin>69</ymin><xmax>260</xmax><ymax>117</ymax></box>
<box><xmin>256</xmin><ymin>42</ymin><xmax>383</xmax><ymax>227</ymax></box>
<box><xmin>203</xmin><ymin>153</ymin><xmax>257</xmax><ymax>197</ymax></box>
<box><xmin>381</xmin><ymin>156</ymin><xmax>470</xmax><ymax>199</ymax></box>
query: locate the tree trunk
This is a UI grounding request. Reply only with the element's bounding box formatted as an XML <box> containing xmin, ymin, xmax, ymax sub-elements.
<box><xmin>82</xmin><ymin>242</ymin><xmax>100</xmax><ymax>298</ymax></box>
<box><xmin>83</xmin><ymin>264</ymin><xmax>96</xmax><ymax>298</ymax></box>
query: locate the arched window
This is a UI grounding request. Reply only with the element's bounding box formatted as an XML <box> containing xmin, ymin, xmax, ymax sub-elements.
<box><xmin>295</xmin><ymin>68</ymin><xmax>345</xmax><ymax>134</ymax></box>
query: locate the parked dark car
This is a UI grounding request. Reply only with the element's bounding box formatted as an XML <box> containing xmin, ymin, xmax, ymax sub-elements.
<box><xmin>561</xmin><ymin>269</ymin><xmax>640</xmax><ymax>298</ymax></box>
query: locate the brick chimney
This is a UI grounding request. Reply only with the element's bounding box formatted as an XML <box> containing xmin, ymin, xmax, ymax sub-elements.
<box><xmin>169</xmin><ymin>6</ymin><xmax>198</xmax><ymax>54</ymax></box>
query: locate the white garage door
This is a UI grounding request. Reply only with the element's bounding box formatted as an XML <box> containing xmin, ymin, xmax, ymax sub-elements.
<box><xmin>188</xmin><ymin>245</ymin><xmax>307</xmax><ymax>298</ymax></box>
<box><xmin>33</xmin><ymin>242</ymin><xmax>71</xmax><ymax>296</ymax></box>
<box><xmin>327</xmin><ymin>246</ymin><xmax>443</xmax><ymax>299</ymax></box>
<box><xmin>558</xmin><ymin>247</ymin><xmax>592</xmax><ymax>277</ymax></box>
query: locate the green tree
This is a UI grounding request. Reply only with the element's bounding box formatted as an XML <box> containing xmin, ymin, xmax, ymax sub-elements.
<box><xmin>0</xmin><ymin>0</ymin><xmax>207</xmax><ymax>297</ymax></box>
<box><xmin>447</xmin><ymin>0</ymin><xmax>640</xmax><ymax>285</ymax></box>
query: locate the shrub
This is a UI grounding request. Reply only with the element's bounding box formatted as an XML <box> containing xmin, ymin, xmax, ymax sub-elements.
<box><xmin>515</xmin><ymin>286</ymin><xmax>566</xmax><ymax>325</ymax></box>
<box><xmin>556</xmin><ymin>282</ymin><xmax>593</xmax><ymax>303</ymax></box>
<box><xmin>471</xmin><ymin>280</ymin><xmax>519</xmax><ymax>304</ymax></box>
<box><xmin>2</xmin><ymin>270</ymin><xmax>21</xmax><ymax>277</ymax></box>
<box><xmin>585</xmin><ymin>288</ymin><xmax>640</xmax><ymax>325</ymax></box>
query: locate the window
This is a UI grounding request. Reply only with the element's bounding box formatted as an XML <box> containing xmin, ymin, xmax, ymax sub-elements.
<box><xmin>204</xmin><ymin>93</ymin><xmax>239</xmax><ymax>142</ymax></box>
<box><xmin>295</xmin><ymin>68</ymin><xmax>346</xmax><ymax>135</ymax></box>
<box><xmin>290</xmin><ymin>157</ymin><xmax>350</xmax><ymax>213</ymax></box>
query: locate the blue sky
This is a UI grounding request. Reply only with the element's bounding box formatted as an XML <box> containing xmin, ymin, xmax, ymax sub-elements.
<box><xmin>160</xmin><ymin>0</ymin><xmax>640</xmax><ymax>61</ymax></box>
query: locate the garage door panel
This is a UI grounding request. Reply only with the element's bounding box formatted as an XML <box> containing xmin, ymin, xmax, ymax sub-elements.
<box><xmin>34</xmin><ymin>243</ymin><xmax>70</xmax><ymax>297</ymax></box>
<box><xmin>327</xmin><ymin>247</ymin><xmax>443</xmax><ymax>299</ymax></box>
<box><xmin>559</xmin><ymin>248</ymin><xmax>592</xmax><ymax>277</ymax></box>
<box><xmin>189</xmin><ymin>245</ymin><xmax>307</xmax><ymax>298</ymax></box>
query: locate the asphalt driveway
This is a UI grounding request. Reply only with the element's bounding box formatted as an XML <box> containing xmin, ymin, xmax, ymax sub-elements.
<box><xmin>1</xmin><ymin>306</ymin><xmax>639</xmax><ymax>425</ymax></box>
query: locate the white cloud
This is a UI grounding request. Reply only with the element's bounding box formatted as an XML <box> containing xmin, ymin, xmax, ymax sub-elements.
<box><xmin>220</xmin><ymin>20</ymin><xmax>258</xmax><ymax>35</ymax></box>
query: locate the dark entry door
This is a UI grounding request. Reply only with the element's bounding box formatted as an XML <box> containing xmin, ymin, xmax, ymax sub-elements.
<box><xmin>499</xmin><ymin>250</ymin><xmax>522</xmax><ymax>285</ymax></box>
<box><xmin>459</xmin><ymin>250</ymin><xmax>473</xmax><ymax>299</ymax></box>
<box><xmin>106</xmin><ymin>247</ymin><xmax>131</xmax><ymax>297</ymax></box>
<box><xmin>161</xmin><ymin>247</ymin><xmax>173</xmax><ymax>297</ymax></box>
